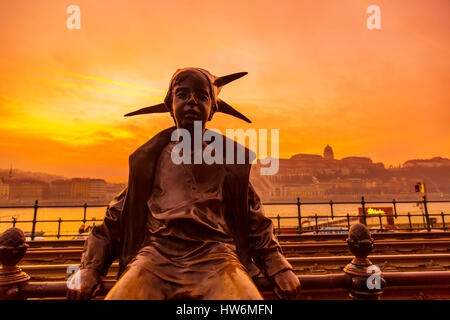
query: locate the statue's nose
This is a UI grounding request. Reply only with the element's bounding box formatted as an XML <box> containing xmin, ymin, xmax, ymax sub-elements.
<box><xmin>186</xmin><ymin>93</ymin><xmax>198</xmax><ymax>105</ymax></box>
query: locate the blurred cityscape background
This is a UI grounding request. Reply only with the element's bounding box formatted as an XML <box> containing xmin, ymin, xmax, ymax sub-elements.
<box><xmin>1</xmin><ymin>144</ymin><xmax>449</xmax><ymax>204</ymax></box>
<box><xmin>251</xmin><ymin>145</ymin><xmax>450</xmax><ymax>202</ymax></box>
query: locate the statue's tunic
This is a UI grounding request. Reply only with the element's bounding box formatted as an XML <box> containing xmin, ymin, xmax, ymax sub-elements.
<box><xmin>129</xmin><ymin>141</ymin><xmax>245</xmax><ymax>283</ymax></box>
<box><xmin>105</xmin><ymin>141</ymin><xmax>267</xmax><ymax>299</ymax></box>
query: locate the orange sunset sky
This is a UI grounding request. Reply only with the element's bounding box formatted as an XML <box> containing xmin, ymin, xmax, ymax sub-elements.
<box><xmin>0</xmin><ymin>0</ymin><xmax>449</xmax><ymax>182</ymax></box>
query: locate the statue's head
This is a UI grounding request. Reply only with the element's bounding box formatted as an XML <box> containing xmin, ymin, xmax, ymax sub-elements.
<box><xmin>124</xmin><ymin>67</ymin><xmax>252</xmax><ymax>125</ymax></box>
<box><xmin>165</xmin><ymin>69</ymin><xmax>214</xmax><ymax>130</ymax></box>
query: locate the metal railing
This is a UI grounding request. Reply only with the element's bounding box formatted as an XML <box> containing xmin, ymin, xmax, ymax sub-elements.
<box><xmin>0</xmin><ymin>195</ymin><xmax>449</xmax><ymax>239</ymax></box>
<box><xmin>1</xmin><ymin>222</ymin><xmax>450</xmax><ymax>300</ymax></box>
<box><xmin>267</xmin><ymin>195</ymin><xmax>450</xmax><ymax>235</ymax></box>
<box><xmin>0</xmin><ymin>200</ymin><xmax>104</xmax><ymax>240</ymax></box>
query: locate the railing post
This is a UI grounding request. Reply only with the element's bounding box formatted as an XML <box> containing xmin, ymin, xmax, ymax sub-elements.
<box><xmin>0</xmin><ymin>228</ymin><xmax>31</xmax><ymax>299</ymax></box>
<box><xmin>408</xmin><ymin>212</ymin><xmax>412</xmax><ymax>232</ymax></box>
<box><xmin>296</xmin><ymin>197</ymin><xmax>302</xmax><ymax>233</ymax></box>
<box><xmin>441</xmin><ymin>212</ymin><xmax>446</xmax><ymax>231</ymax></box>
<box><xmin>347</xmin><ymin>213</ymin><xmax>351</xmax><ymax>231</ymax></box>
<box><xmin>57</xmin><ymin>218</ymin><xmax>62</xmax><ymax>239</ymax></box>
<box><xmin>343</xmin><ymin>224</ymin><xmax>385</xmax><ymax>299</ymax></box>
<box><xmin>314</xmin><ymin>214</ymin><xmax>318</xmax><ymax>233</ymax></box>
<box><xmin>393</xmin><ymin>199</ymin><xmax>397</xmax><ymax>219</ymax></box>
<box><xmin>361</xmin><ymin>196</ymin><xmax>367</xmax><ymax>225</ymax></box>
<box><xmin>423</xmin><ymin>195</ymin><xmax>431</xmax><ymax>232</ymax></box>
<box><xmin>31</xmin><ymin>200</ymin><xmax>38</xmax><ymax>241</ymax></box>
<box><xmin>12</xmin><ymin>217</ymin><xmax>16</xmax><ymax>228</ymax></box>
<box><xmin>83</xmin><ymin>203</ymin><xmax>87</xmax><ymax>224</ymax></box>
<box><xmin>277</xmin><ymin>214</ymin><xmax>281</xmax><ymax>235</ymax></box>
<box><xmin>329</xmin><ymin>200</ymin><xmax>334</xmax><ymax>220</ymax></box>
<box><xmin>378</xmin><ymin>213</ymin><xmax>383</xmax><ymax>231</ymax></box>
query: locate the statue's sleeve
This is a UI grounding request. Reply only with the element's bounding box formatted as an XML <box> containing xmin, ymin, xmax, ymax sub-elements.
<box><xmin>247</xmin><ymin>182</ymin><xmax>293</xmax><ymax>278</ymax></box>
<box><xmin>79</xmin><ymin>187</ymin><xmax>126</xmax><ymax>276</ymax></box>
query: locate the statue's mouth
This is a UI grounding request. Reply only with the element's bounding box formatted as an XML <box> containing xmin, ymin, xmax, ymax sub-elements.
<box><xmin>184</xmin><ymin>110</ymin><xmax>200</xmax><ymax>119</ymax></box>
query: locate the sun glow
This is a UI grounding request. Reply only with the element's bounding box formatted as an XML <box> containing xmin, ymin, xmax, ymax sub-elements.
<box><xmin>0</xmin><ymin>0</ymin><xmax>448</xmax><ymax>180</ymax></box>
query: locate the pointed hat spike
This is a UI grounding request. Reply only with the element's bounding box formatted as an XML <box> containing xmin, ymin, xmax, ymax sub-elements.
<box><xmin>214</xmin><ymin>72</ymin><xmax>248</xmax><ymax>88</ymax></box>
<box><xmin>217</xmin><ymin>99</ymin><xmax>251</xmax><ymax>123</ymax></box>
<box><xmin>124</xmin><ymin>103</ymin><xmax>168</xmax><ymax>117</ymax></box>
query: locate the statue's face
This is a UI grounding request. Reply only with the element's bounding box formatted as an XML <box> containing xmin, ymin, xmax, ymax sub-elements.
<box><xmin>171</xmin><ymin>71</ymin><xmax>212</xmax><ymax>130</ymax></box>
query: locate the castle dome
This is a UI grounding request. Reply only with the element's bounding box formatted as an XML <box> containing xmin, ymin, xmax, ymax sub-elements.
<box><xmin>324</xmin><ymin>145</ymin><xmax>334</xmax><ymax>160</ymax></box>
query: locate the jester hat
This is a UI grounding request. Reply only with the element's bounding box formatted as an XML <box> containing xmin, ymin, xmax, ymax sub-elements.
<box><xmin>124</xmin><ymin>67</ymin><xmax>251</xmax><ymax>123</ymax></box>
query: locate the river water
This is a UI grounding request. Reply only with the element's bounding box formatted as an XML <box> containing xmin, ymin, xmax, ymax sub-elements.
<box><xmin>1</xmin><ymin>201</ymin><xmax>449</xmax><ymax>238</ymax></box>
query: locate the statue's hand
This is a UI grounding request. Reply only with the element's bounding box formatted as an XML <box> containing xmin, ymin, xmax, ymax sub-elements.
<box><xmin>271</xmin><ymin>269</ymin><xmax>301</xmax><ymax>300</ymax></box>
<box><xmin>66</xmin><ymin>268</ymin><xmax>103</xmax><ymax>300</ymax></box>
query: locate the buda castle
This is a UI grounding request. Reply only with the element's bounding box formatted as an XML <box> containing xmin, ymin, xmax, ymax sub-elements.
<box><xmin>251</xmin><ymin>145</ymin><xmax>386</xmax><ymax>200</ymax></box>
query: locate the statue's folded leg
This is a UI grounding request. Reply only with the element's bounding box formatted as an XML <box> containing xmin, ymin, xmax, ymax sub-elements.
<box><xmin>104</xmin><ymin>260</ymin><xmax>262</xmax><ymax>300</ymax></box>
<box><xmin>201</xmin><ymin>264</ymin><xmax>263</xmax><ymax>300</ymax></box>
<box><xmin>105</xmin><ymin>264</ymin><xmax>166</xmax><ymax>300</ymax></box>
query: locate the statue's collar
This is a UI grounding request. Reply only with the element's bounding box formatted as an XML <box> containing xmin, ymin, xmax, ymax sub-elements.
<box><xmin>130</xmin><ymin>126</ymin><xmax>255</xmax><ymax>172</ymax></box>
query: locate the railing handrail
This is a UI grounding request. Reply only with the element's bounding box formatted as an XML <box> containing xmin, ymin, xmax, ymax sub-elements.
<box><xmin>11</xmin><ymin>271</ymin><xmax>450</xmax><ymax>299</ymax></box>
<box><xmin>1</xmin><ymin>196</ymin><xmax>449</xmax><ymax>239</ymax></box>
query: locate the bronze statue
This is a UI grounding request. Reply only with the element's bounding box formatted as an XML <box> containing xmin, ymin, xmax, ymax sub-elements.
<box><xmin>67</xmin><ymin>67</ymin><xmax>300</xmax><ymax>300</ymax></box>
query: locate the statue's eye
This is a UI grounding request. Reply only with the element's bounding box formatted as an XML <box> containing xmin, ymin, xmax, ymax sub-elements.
<box><xmin>199</xmin><ymin>95</ymin><xmax>208</xmax><ymax>102</ymax></box>
<box><xmin>176</xmin><ymin>92</ymin><xmax>187</xmax><ymax>99</ymax></box>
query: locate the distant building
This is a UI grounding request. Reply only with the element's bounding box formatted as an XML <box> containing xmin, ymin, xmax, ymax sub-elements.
<box><xmin>106</xmin><ymin>182</ymin><xmax>127</xmax><ymax>199</ymax></box>
<box><xmin>71</xmin><ymin>178</ymin><xmax>90</xmax><ymax>199</ymax></box>
<box><xmin>6</xmin><ymin>179</ymin><xmax>49</xmax><ymax>200</ymax></box>
<box><xmin>341</xmin><ymin>156</ymin><xmax>373</xmax><ymax>166</ymax></box>
<box><xmin>324</xmin><ymin>145</ymin><xmax>334</xmax><ymax>160</ymax></box>
<box><xmin>89</xmin><ymin>179</ymin><xmax>107</xmax><ymax>199</ymax></box>
<box><xmin>50</xmin><ymin>179</ymin><xmax>72</xmax><ymax>199</ymax></box>
<box><xmin>70</xmin><ymin>178</ymin><xmax>107</xmax><ymax>199</ymax></box>
<box><xmin>274</xmin><ymin>148</ymin><xmax>382</xmax><ymax>177</ymax></box>
<box><xmin>0</xmin><ymin>178</ymin><xmax>9</xmax><ymax>200</ymax></box>
<box><xmin>290</xmin><ymin>154</ymin><xmax>323</xmax><ymax>161</ymax></box>
<box><xmin>403</xmin><ymin>157</ymin><xmax>450</xmax><ymax>168</ymax></box>
<box><xmin>279</xmin><ymin>183</ymin><xmax>325</xmax><ymax>198</ymax></box>
<box><xmin>251</xmin><ymin>145</ymin><xmax>390</xmax><ymax>200</ymax></box>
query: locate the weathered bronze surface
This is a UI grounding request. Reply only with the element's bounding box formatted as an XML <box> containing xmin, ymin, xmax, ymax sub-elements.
<box><xmin>67</xmin><ymin>68</ymin><xmax>301</xmax><ymax>300</ymax></box>
<box><xmin>344</xmin><ymin>224</ymin><xmax>385</xmax><ymax>299</ymax></box>
<box><xmin>0</xmin><ymin>228</ymin><xmax>30</xmax><ymax>288</ymax></box>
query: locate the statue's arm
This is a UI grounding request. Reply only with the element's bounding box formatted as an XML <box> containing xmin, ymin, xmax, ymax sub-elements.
<box><xmin>79</xmin><ymin>187</ymin><xmax>126</xmax><ymax>276</ymax></box>
<box><xmin>247</xmin><ymin>183</ymin><xmax>293</xmax><ymax>278</ymax></box>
